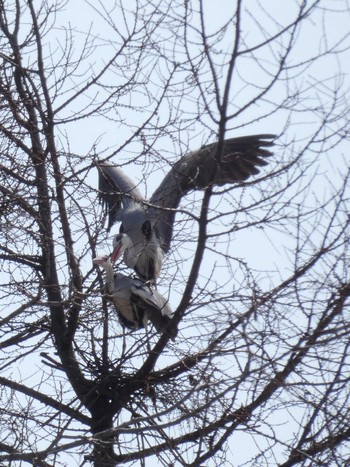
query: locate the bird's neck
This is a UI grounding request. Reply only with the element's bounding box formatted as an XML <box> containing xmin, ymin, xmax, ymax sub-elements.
<box><xmin>104</xmin><ymin>265</ymin><xmax>116</xmax><ymax>293</ymax></box>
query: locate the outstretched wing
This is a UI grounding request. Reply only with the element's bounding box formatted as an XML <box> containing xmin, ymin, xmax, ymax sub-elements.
<box><xmin>149</xmin><ymin>134</ymin><xmax>276</xmax><ymax>252</ymax></box>
<box><xmin>97</xmin><ymin>161</ymin><xmax>145</xmax><ymax>231</ymax></box>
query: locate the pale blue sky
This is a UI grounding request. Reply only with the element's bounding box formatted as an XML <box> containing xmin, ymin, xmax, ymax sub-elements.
<box><xmin>1</xmin><ymin>1</ymin><xmax>350</xmax><ymax>465</ymax></box>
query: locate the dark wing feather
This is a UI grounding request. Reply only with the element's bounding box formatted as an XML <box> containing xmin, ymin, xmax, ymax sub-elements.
<box><xmin>111</xmin><ymin>274</ymin><xmax>145</xmax><ymax>330</ymax></box>
<box><xmin>149</xmin><ymin>134</ymin><xmax>276</xmax><ymax>252</ymax></box>
<box><xmin>116</xmin><ymin>309</ymin><xmax>143</xmax><ymax>330</ymax></box>
<box><xmin>130</xmin><ymin>284</ymin><xmax>172</xmax><ymax>333</ymax></box>
<box><xmin>97</xmin><ymin>161</ymin><xmax>145</xmax><ymax>231</ymax></box>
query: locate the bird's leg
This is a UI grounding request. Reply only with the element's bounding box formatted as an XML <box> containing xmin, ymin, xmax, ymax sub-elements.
<box><xmin>145</xmin><ymin>281</ymin><xmax>154</xmax><ymax>294</ymax></box>
<box><xmin>143</xmin><ymin>312</ymin><xmax>152</xmax><ymax>353</ymax></box>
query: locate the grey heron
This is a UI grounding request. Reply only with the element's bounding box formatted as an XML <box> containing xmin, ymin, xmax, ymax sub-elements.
<box><xmin>92</xmin><ymin>255</ymin><xmax>172</xmax><ymax>333</ymax></box>
<box><xmin>98</xmin><ymin>134</ymin><xmax>275</xmax><ymax>283</ymax></box>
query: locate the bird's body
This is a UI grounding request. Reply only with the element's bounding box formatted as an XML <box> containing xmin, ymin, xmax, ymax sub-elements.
<box><xmin>98</xmin><ymin>134</ymin><xmax>275</xmax><ymax>283</ymax></box>
<box><xmin>93</xmin><ymin>255</ymin><xmax>172</xmax><ymax>332</ymax></box>
<box><xmin>110</xmin><ymin>230</ymin><xmax>163</xmax><ymax>284</ymax></box>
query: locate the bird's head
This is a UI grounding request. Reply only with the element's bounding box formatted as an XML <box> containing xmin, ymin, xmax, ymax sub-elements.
<box><xmin>110</xmin><ymin>233</ymin><xmax>133</xmax><ymax>264</ymax></box>
<box><xmin>92</xmin><ymin>254</ymin><xmax>111</xmax><ymax>268</ymax></box>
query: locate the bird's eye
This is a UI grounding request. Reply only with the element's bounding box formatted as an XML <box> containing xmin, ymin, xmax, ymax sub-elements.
<box><xmin>119</xmin><ymin>224</ymin><xmax>124</xmax><ymax>233</ymax></box>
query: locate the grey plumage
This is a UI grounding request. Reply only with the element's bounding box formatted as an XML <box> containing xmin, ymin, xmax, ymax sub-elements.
<box><xmin>98</xmin><ymin>134</ymin><xmax>275</xmax><ymax>283</ymax></box>
<box><xmin>93</xmin><ymin>255</ymin><xmax>172</xmax><ymax>333</ymax></box>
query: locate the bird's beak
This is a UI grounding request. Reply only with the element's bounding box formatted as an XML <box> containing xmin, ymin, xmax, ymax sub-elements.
<box><xmin>110</xmin><ymin>243</ymin><xmax>123</xmax><ymax>264</ymax></box>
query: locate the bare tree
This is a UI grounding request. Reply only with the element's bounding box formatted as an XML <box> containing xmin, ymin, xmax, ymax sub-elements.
<box><xmin>1</xmin><ymin>0</ymin><xmax>350</xmax><ymax>466</ymax></box>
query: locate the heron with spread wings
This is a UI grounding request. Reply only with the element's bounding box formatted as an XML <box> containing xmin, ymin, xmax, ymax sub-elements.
<box><xmin>98</xmin><ymin>134</ymin><xmax>275</xmax><ymax>284</ymax></box>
